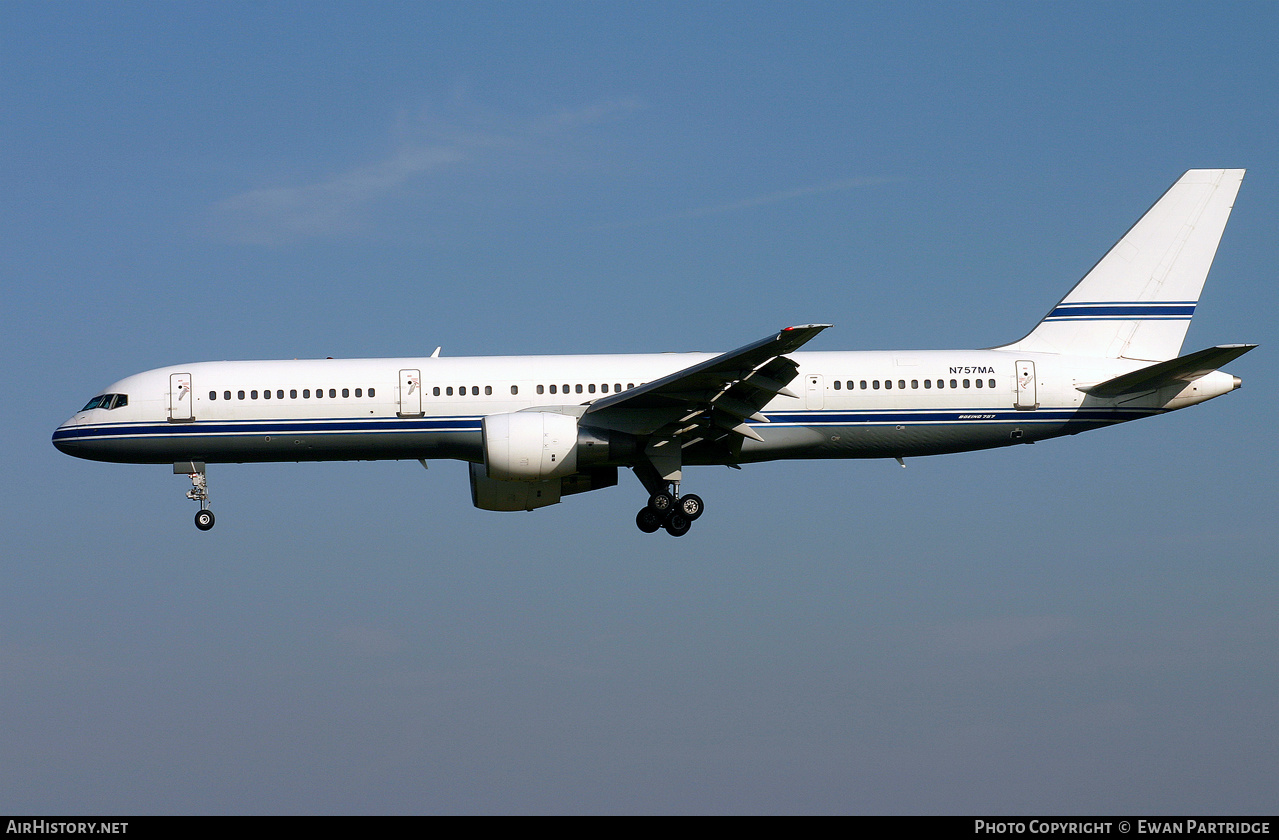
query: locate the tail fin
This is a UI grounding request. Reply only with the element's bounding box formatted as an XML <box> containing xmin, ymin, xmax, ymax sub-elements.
<box><xmin>997</xmin><ymin>169</ymin><xmax>1245</xmax><ymax>361</ymax></box>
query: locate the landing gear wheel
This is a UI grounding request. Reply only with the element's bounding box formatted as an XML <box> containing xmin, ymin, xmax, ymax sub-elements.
<box><xmin>636</xmin><ymin>507</ymin><xmax>663</xmax><ymax>533</ymax></box>
<box><xmin>664</xmin><ymin>512</ymin><xmax>692</xmax><ymax>537</ymax></box>
<box><xmin>194</xmin><ymin>509</ymin><xmax>215</xmax><ymax>531</ymax></box>
<box><xmin>679</xmin><ymin>493</ymin><xmax>704</xmax><ymax>521</ymax></box>
<box><xmin>648</xmin><ymin>491</ymin><xmax>675</xmax><ymax>514</ymax></box>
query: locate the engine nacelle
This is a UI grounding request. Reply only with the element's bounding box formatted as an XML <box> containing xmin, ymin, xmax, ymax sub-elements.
<box><xmin>482</xmin><ymin>411</ymin><xmax>630</xmax><ymax>481</ymax></box>
<box><xmin>469</xmin><ymin>463</ymin><xmax>618</xmax><ymax>511</ymax></box>
<box><xmin>483</xmin><ymin>411</ymin><xmax>581</xmax><ymax>481</ymax></box>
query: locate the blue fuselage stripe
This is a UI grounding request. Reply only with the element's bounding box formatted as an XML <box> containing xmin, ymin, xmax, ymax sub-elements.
<box><xmin>51</xmin><ymin>407</ymin><xmax>1156</xmax><ymax>445</ymax></box>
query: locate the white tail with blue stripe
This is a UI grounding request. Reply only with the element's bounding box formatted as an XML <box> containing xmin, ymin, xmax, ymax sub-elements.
<box><xmin>998</xmin><ymin>169</ymin><xmax>1245</xmax><ymax>361</ymax></box>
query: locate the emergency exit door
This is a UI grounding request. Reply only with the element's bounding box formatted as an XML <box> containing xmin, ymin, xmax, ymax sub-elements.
<box><xmin>169</xmin><ymin>373</ymin><xmax>193</xmax><ymax>421</ymax></box>
<box><xmin>398</xmin><ymin>369</ymin><xmax>423</xmax><ymax>417</ymax></box>
<box><xmin>1015</xmin><ymin>361</ymin><xmax>1037</xmax><ymax>410</ymax></box>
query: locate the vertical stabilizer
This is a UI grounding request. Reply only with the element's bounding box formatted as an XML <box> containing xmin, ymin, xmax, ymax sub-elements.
<box><xmin>998</xmin><ymin>169</ymin><xmax>1244</xmax><ymax>361</ymax></box>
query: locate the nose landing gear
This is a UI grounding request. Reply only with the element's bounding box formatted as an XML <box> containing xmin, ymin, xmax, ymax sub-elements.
<box><xmin>176</xmin><ymin>461</ymin><xmax>215</xmax><ymax>531</ymax></box>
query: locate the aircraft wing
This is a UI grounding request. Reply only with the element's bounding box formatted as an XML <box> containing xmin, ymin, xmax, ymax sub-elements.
<box><xmin>582</xmin><ymin>324</ymin><xmax>830</xmax><ymax>448</ymax></box>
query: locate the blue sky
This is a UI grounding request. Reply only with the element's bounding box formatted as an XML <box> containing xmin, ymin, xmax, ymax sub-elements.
<box><xmin>2</xmin><ymin>1</ymin><xmax>1275</xmax><ymax>814</ymax></box>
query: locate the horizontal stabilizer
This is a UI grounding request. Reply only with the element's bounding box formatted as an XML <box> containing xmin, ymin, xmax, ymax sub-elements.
<box><xmin>1080</xmin><ymin>344</ymin><xmax>1256</xmax><ymax>398</ymax></box>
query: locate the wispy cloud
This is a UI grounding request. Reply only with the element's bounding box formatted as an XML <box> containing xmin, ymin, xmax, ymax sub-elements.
<box><xmin>209</xmin><ymin>145</ymin><xmax>466</xmax><ymax>244</ymax></box>
<box><xmin>207</xmin><ymin>98</ymin><xmax>644</xmax><ymax>245</ymax></box>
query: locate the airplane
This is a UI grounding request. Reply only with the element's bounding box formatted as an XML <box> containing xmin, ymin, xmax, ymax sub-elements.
<box><xmin>53</xmin><ymin>169</ymin><xmax>1254</xmax><ymax>536</ymax></box>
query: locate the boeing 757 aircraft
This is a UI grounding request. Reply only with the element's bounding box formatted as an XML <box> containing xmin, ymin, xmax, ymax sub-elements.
<box><xmin>54</xmin><ymin>170</ymin><xmax>1254</xmax><ymax>536</ymax></box>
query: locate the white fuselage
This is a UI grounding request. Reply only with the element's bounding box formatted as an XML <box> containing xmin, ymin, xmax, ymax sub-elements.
<box><xmin>51</xmin><ymin>347</ymin><xmax>1239</xmax><ymax>468</ymax></box>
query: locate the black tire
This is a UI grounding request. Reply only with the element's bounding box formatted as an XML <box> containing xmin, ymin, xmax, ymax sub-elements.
<box><xmin>664</xmin><ymin>512</ymin><xmax>691</xmax><ymax>537</ymax></box>
<box><xmin>679</xmin><ymin>493</ymin><xmax>704</xmax><ymax>521</ymax></box>
<box><xmin>194</xmin><ymin>510</ymin><xmax>215</xmax><ymax>531</ymax></box>
<box><xmin>636</xmin><ymin>507</ymin><xmax>663</xmax><ymax>533</ymax></box>
<box><xmin>648</xmin><ymin>491</ymin><xmax>675</xmax><ymax>514</ymax></box>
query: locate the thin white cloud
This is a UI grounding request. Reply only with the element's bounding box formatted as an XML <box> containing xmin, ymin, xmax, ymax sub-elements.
<box><xmin>210</xmin><ymin>145</ymin><xmax>466</xmax><ymax>244</ymax></box>
<box><xmin>207</xmin><ymin>98</ymin><xmax>644</xmax><ymax>245</ymax></box>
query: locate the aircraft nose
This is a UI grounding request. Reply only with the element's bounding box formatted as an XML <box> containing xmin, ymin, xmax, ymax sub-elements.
<box><xmin>52</xmin><ymin>417</ymin><xmax>84</xmax><ymax>456</ymax></box>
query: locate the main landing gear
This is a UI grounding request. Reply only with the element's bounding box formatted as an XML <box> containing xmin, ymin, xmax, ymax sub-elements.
<box><xmin>176</xmin><ymin>461</ymin><xmax>215</xmax><ymax>531</ymax></box>
<box><xmin>635</xmin><ymin>486</ymin><xmax>704</xmax><ymax>537</ymax></box>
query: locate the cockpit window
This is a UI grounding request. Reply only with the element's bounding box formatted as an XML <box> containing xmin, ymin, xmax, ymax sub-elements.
<box><xmin>80</xmin><ymin>393</ymin><xmax>128</xmax><ymax>411</ymax></box>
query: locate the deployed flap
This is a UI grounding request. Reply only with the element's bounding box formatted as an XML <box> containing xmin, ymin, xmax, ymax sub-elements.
<box><xmin>1080</xmin><ymin>344</ymin><xmax>1256</xmax><ymax>398</ymax></box>
<box><xmin>583</xmin><ymin>324</ymin><xmax>830</xmax><ymax>439</ymax></box>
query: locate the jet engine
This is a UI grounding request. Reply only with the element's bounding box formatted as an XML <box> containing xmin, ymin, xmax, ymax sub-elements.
<box><xmin>472</xmin><ymin>411</ymin><xmax>634</xmax><ymax>511</ymax></box>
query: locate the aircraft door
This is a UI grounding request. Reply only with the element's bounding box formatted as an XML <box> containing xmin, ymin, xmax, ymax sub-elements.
<box><xmin>1015</xmin><ymin>361</ymin><xmax>1037</xmax><ymax>410</ymax></box>
<box><xmin>169</xmin><ymin>372</ymin><xmax>193</xmax><ymax>421</ymax></box>
<box><xmin>806</xmin><ymin>374</ymin><xmax>825</xmax><ymax>410</ymax></box>
<box><xmin>398</xmin><ymin>369</ymin><xmax>423</xmax><ymax>417</ymax></box>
